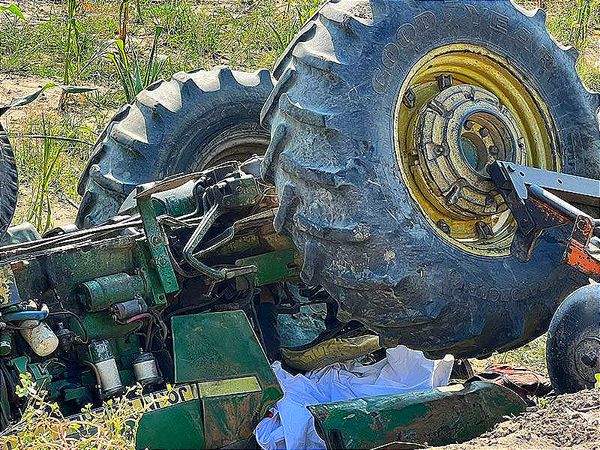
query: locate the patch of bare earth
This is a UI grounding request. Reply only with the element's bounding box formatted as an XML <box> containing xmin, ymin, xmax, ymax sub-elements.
<box><xmin>0</xmin><ymin>74</ymin><xmax>62</xmax><ymax>127</ymax></box>
<box><xmin>440</xmin><ymin>389</ymin><xmax>600</xmax><ymax>449</ymax></box>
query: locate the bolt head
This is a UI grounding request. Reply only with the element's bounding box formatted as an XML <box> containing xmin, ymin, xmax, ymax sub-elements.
<box><xmin>403</xmin><ymin>89</ymin><xmax>416</xmax><ymax>108</ymax></box>
<box><xmin>436</xmin><ymin>220</ymin><xmax>451</xmax><ymax>235</ymax></box>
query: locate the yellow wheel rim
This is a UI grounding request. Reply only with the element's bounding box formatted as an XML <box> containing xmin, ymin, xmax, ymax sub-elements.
<box><xmin>394</xmin><ymin>44</ymin><xmax>560</xmax><ymax>256</ymax></box>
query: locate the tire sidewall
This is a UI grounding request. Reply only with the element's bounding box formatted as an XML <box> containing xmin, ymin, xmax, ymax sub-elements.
<box><xmin>158</xmin><ymin>97</ymin><xmax>269</xmax><ymax>176</ymax></box>
<box><xmin>547</xmin><ymin>284</ymin><xmax>600</xmax><ymax>392</ymax></box>
<box><xmin>77</xmin><ymin>69</ymin><xmax>273</xmax><ymax>227</ymax></box>
<box><xmin>265</xmin><ymin>0</ymin><xmax>598</xmax><ymax>355</ymax></box>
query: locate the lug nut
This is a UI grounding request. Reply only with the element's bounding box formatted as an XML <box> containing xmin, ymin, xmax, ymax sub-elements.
<box><xmin>403</xmin><ymin>89</ymin><xmax>416</xmax><ymax>108</ymax></box>
<box><xmin>436</xmin><ymin>74</ymin><xmax>453</xmax><ymax>91</ymax></box>
<box><xmin>475</xmin><ymin>221</ymin><xmax>493</xmax><ymax>239</ymax></box>
<box><xmin>479</xmin><ymin>127</ymin><xmax>489</xmax><ymax>137</ymax></box>
<box><xmin>464</xmin><ymin>121</ymin><xmax>474</xmax><ymax>131</ymax></box>
<box><xmin>488</xmin><ymin>145</ymin><xmax>498</xmax><ymax>155</ymax></box>
<box><xmin>436</xmin><ymin>220</ymin><xmax>451</xmax><ymax>235</ymax></box>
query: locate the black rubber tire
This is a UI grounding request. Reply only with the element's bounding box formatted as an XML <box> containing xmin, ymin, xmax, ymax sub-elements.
<box><xmin>547</xmin><ymin>283</ymin><xmax>600</xmax><ymax>393</ymax></box>
<box><xmin>76</xmin><ymin>67</ymin><xmax>273</xmax><ymax>228</ymax></box>
<box><xmin>0</xmin><ymin>123</ymin><xmax>18</xmax><ymax>240</ymax></box>
<box><xmin>262</xmin><ymin>0</ymin><xmax>600</xmax><ymax>358</ymax></box>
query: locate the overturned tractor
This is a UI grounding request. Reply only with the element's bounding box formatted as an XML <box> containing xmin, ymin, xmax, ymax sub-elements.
<box><xmin>0</xmin><ymin>0</ymin><xmax>598</xmax><ymax>448</ymax></box>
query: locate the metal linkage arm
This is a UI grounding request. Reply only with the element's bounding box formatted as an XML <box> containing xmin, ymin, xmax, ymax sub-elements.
<box><xmin>489</xmin><ymin>161</ymin><xmax>600</xmax><ymax>280</ymax></box>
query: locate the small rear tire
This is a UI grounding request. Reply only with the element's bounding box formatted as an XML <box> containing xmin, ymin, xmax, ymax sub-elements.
<box><xmin>547</xmin><ymin>283</ymin><xmax>600</xmax><ymax>393</ymax></box>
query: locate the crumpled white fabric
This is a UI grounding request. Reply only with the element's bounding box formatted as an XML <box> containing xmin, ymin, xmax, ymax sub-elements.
<box><xmin>255</xmin><ymin>345</ymin><xmax>454</xmax><ymax>450</ymax></box>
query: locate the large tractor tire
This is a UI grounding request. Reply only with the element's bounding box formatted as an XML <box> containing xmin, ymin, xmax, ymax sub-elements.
<box><xmin>0</xmin><ymin>124</ymin><xmax>18</xmax><ymax>239</ymax></box>
<box><xmin>77</xmin><ymin>67</ymin><xmax>273</xmax><ymax>228</ymax></box>
<box><xmin>262</xmin><ymin>0</ymin><xmax>600</xmax><ymax>358</ymax></box>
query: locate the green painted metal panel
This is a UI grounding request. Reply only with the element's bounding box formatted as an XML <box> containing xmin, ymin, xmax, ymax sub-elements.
<box><xmin>136</xmin><ymin>400</ymin><xmax>205</xmax><ymax>450</ymax></box>
<box><xmin>172</xmin><ymin>311</ymin><xmax>278</xmax><ymax>387</ymax></box>
<box><xmin>171</xmin><ymin>311</ymin><xmax>283</xmax><ymax>447</ymax></box>
<box><xmin>309</xmin><ymin>381</ymin><xmax>527</xmax><ymax>449</ymax></box>
<box><xmin>235</xmin><ymin>248</ymin><xmax>299</xmax><ymax>286</ymax></box>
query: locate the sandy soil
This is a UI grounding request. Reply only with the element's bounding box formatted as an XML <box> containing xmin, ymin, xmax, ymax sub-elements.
<box><xmin>0</xmin><ymin>74</ymin><xmax>62</xmax><ymax>128</ymax></box>
<box><xmin>442</xmin><ymin>389</ymin><xmax>600</xmax><ymax>449</ymax></box>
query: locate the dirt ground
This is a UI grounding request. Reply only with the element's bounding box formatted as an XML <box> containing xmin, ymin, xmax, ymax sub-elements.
<box><xmin>0</xmin><ymin>73</ymin><xmax>80</xmax><ymax>226</ymax></box>
<box><xmin>442</xmin><ymin>389</ymin><xmax>600</xmax><ymax>449</ymax></box>
<box><xmin>0</xmin><ymin>73</ymin><xmax>62</xmax><ymax>128</ymax></box>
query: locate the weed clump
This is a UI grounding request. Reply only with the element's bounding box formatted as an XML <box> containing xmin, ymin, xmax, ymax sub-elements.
<box><xmin>0</xmin><ymin>373</ymin><xmax>162</xmax><ymax>450</ymax></box>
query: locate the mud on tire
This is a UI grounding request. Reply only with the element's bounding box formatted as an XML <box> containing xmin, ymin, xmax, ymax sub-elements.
<box><xmin>262</xmin><ymin>0</ymin><xmax>600</xmax><ymax>358</ymax></box>
<box><xmin>77</xmin><ymin>67</ymin><xmax>273</xmax><ymax>228</ymax></box>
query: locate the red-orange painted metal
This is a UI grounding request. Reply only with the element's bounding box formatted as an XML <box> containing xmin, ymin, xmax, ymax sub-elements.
<box><xmin>562</xmin><ymin>215</ymin><xmax>600</xmax><ymax>281</ymax></box>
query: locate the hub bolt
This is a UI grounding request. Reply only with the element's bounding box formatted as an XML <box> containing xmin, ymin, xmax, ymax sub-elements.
<box><xmin>436</xmin><ymin>74</ymin><xmax>453</xmax><ymax>91</ymax></box>
<box><xmin>436</xmin><ymin>220</ymin><xmax>451</xmax><ymax>235</ymax></box>
<box><xmin>485</xmin><ymin>195</ymin><xmax>496</xmax><ymax>207</ymax></box>
<box><xmin>475</xmin><ymin>221</ymin><xmax>493</xmax><ymax>239</ymax></box>
<box><xmin>403</xmin><ymin>89</ymin><xmax>416</xmax><ymax>109</ymax></box>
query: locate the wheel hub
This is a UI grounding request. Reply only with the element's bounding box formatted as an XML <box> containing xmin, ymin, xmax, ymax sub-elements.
<box><xmin>394</xmin><ymin>45</ymin><xmax>559</xmax><ymax>255</ymax></box>
<box><xmin>575</xmin><ymin>335</ymin><xmax>600</xmax><ymax>385</ymax></box>
<box><xmin>414</xmin><ymin>84</ymin><xmax>526</xmax><ymax>220</ymax></box>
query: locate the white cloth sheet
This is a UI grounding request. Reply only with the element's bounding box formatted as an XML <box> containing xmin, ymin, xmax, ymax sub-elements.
<box><xmin>255</xmin><ymin>345</ymin><xmax>454</xmax><ymax>450</ymax></box>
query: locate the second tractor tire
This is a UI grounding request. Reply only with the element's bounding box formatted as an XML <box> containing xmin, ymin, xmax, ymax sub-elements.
<box><xmin>77</xmin><ymin>67</ymin><xmax>273</xmax><ymax>228</ymax></box>
<box><xmin>0</xmin><ymin>124</ymin><xmax>18</xmax><ymax>240</ymax></box>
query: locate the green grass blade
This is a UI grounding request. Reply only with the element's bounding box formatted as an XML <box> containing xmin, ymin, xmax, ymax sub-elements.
<box><xmin>0</xmin><ymin>83</ymin><xmax>96</xmax><ymax>116</ymax></box>
<box><xmin>144</xmin><ymin>26</ymin><xmax>164</xmax><ymax>87</ymax></box>
<box><xmin>0</xmin><ymin>5</ymin><xmax>24</xmax><ymax>21</ymax></box>
<box><xmin>78</xmin><ymin>39</ymin><xmax>117</xmax><ymax>77</ymax></box>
